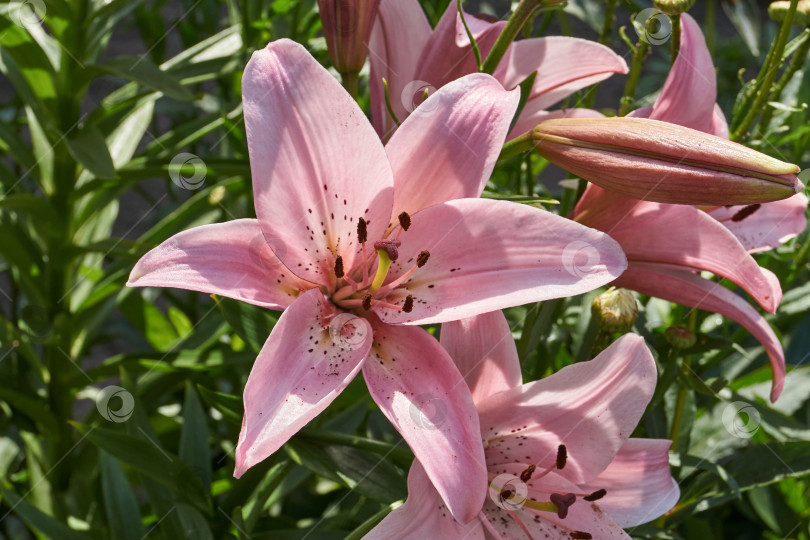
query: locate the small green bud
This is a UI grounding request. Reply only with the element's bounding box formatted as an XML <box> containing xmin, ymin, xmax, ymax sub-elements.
<box><xmin>768</xmin><ymin>1</ymin><xmax>810</xmax><ymax>26</ymax></box>
<box><xmin>591</xmin><ymin>287</ymin><xmax>638</xmax><ymax>333</ymax></box>
<box><xmin>665</xmin><ymin>326</ymin><xmax>696</xmax><ymax>349</ymax></box>
<box><xmin>653</xmin><ymin>0</ymin><xmax>695</xmax><ymax>15</ymax></box>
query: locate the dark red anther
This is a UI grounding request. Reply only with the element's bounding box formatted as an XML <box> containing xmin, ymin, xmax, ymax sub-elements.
<box><xmin>549</xmin><ymin>493</ymin><xmax>576</xmax><ymax>519</ymax></box>
<box><xmin>731</xmin><ymin>204</ymin><xmax>761</xmax><ymax>222</ymax></box>
<box><xmin>556</xmin><ymin>445</ymin><xmax>567</xmax><ymax>470</ymax></box>
<box><xmin>374</xmin><ymin>239</ymin><xmax>402</xmax><ymax>261</ymax></box>
<box><xmin>362</xmin><ymin>294</ymin><xmax>372</xmax><ymax>310</ymax></box>
<box><xmin>570</xmin><ymin>532</ymin><xmax>592</xmax><ymax>540</ymax></box>
<box><xmin>583</xmin><ymin>489</ymin><xmax>606</xmax><ymax>502</ymax></box>
<box><xmin>398</xmin><ymin>211</ymin><xmax>411</xmax><ymax>231</ymax></box>
<box><xmin>357</xmin><ymin>217</ymin><xmax>368</xmax><ymax>243</ymax></box>
<box><xmin>499</xmin><ymin>487</ymin><xmax>515</xmax><ymax>503</ymax></box>
<box><xmin>416</xmin><ymin>250</ymin><xmax>430</xmax><ymax>268</ymax></box>
<box><xmin>403</xmin><ymin>295</ymin><xmax>414</xmax><ymax>313</ymax></box>
<box><xmin>334</xmin><ymin>256</ymin><xmax>344</xmax><ymax>278</ymax></box>
<box><xmin>519</xmin><ymin>464</ymin><xmax>536</xmax><ymax>483</ymax></box>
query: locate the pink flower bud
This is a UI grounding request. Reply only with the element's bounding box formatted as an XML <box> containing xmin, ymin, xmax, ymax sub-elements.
<box><xmin>533</xmin><ymin>117</ymin><xmax>803</xmax><ymax>205</ymax></box>
<box><xmin>317</xmin><ymin>0</ymin><xmax>381</xmax><ymax>75</ymax></box>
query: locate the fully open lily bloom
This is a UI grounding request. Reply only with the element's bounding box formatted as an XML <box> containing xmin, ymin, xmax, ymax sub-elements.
<box><xmin>367</xmin><ymin>312</ymin><xmax>678</xmax><ymax>538</ymax></box>
<box><xmin>628</xmin><ymin>13</ymin><xmax>807</xmax><ymax>251</ymax></box>
<box><xmin>533</xmin><ymin>117</ymin><xmax>803</xmax><ymax>206</ymax></box>
<box><xmin>127</xmin><ymin>40</ymin><xmax>627</xmax><ymax>522</ymax></box>
<box><xmin>368</xmin><ymin>0</ymin><xmax>627</xmax><ymax>140</ymax></box>
<box><xmin>572</xmin><ymin>186</ymin><xmax>786</xmax><ymax>401</ymax></box>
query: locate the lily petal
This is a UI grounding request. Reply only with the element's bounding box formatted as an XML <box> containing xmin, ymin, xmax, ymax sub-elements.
<box><xmin>414</xmin><ymin>5</ymin><xmax>505</xmax><ymax>88</ymax></box>
<box><xmin>480</xmin><ymin>494</ymin><xmax>629</xmax><ymax>539</ymax></box>
<box><xmin>614</xmin><ymin>263</ymin><xmax>785</xmax><ymax>401</ymax></box>
<box><xmin>582</xmin><ymin>438</ymin><xmax>679</xmax><ymax>527</ymax></box>
<box><xmin>376</xmin><ymin>198</ymin><xmax>627</xmax><ymax>325</ymax></box>
<box><xmin>362</xmin><ymin>319</ymin><xmax>486</xmax><ymax>524</ymax></box>
<box><xmin>243</xmin><ymin>39</ymin><xmax>394</xmax><ymax>284</ymax></box>
<box><xmin>440</xmin><ymin>311</ymin><xmax>523</xmax><ymax>404</ymax></box>
<box><xmin>127</xmin><ymin>219</ymin><xmax>314</xmax><ymax>310</ymax></box>
<box><xmin>496</xmin><ymin>37</ymin><xmax>628</xmax><ymax>111</ymax></box>
<box><xmin>386</xmin><ymin>73</ymin><xmax>519</xmax><ymax>217</ymax></box>
<box><xmin>364</xmin><ymin>461</ymin><xmax>485</xmax><ymax>538</ymax></box>
<box><xmin>369</xmin><ymin>0</ymin><xmax>432</xmax><ymax>138</ymax></box>
<box><xmin>649</xmin><ymin>14</ymin><xmax>716</xmax><ymax>133</ymax></box>
<box><xmin>235</xmin><ymin>288</ymin><xmax>373</xmax><ymax>476</ymax></box>
<box><xmin>580</xmin><ymin>190</ymin><xmax>782</xmax><ymax>313</ymax></box>
<box><xmin>476</xmin><ymin>334</ymin><xmax>657</xmax><ymax>484</ymax></box>
<box><xmin>705</xmin><ymin>194</ymin><xmax>809</xmax><ymax>253</ymax></box>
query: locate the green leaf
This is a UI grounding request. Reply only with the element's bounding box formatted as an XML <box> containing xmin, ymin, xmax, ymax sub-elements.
<box><xmin>100</xmin><ymin>451</ymin><xmax>145</xmax><ymax>540</ymax></box>
<box><xmin>180</xmin><ymin>383</ymin><xmax>211</xmax><ymax>490</ymax></box>
<box><xmin>285</xmin><ymin>438</ymin><xmax>407</xmax><ymax>503</ymax></box>
<box><xmin>215</xmin><ymin>296</ymin><xmax>278</xmax><ymax>353</ymax></box>
<box><xmin>197</xmin><ymin>385</ymin><xmax>243</xmax><ymax>425</ymax></box>
<box><xmin>117</xmin><ymin>292</ymin><xmax>181</xmax><ymax>351</ymax></box>
<box><xmin>65</xmin><ymin>126</ymin><xmax>117</xmax><ymax>180</ymax></box>
<box><xmin>102</xmin><ymin>56</ymin><xmax>194</xmax><ymax>101</ymax></box>
<box><xmin>72</xmin><ymin>422</ymin><xmax>211</xmax><ymax>513</ymax></box>
<box><xmin>0</xmin><ymin>488</ymin><xmax>89</xmax><ymax>540</ymax></box>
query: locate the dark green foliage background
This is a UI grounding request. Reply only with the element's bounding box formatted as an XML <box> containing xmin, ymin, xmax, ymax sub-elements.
<box><xmin>0</xmin><ymin>0</ymin><xmax>809</xmax><ymax>538</ymax></box>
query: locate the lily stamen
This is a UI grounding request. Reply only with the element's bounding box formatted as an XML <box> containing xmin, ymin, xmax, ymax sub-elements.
<box><xmin>377</xmin><ymin>250</ymin><xmax>430</xmax><ymax>294</ymax></box>
<box><xmin>357</xmin><ymin>217</ymin><xmax>369</xmax><ymax>284</ymax></box>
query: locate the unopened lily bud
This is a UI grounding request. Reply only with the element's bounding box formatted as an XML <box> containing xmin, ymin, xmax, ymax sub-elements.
<box><xmin>533</xmin><ymin>117</ymin><xmax>803</xmax><ymax>206</ymax></box>
<box><xmin>318</xmin><ymin>0</ymin><xmax>381</xmax><ymax>75</ymax></box>
<box><xmin>768</xmin><ymin>1</ymin><xmax>810</xmax><ymax>26</ymax></box>
<box><xmin>592</xmin><ymin>287</ymin><xmax>638</xmax><ymax>333</ymax></box>
<box><xmin>654</xmin><ymin>0</ymin><xmax>695</xmax><ymax>15</ymax></box>
<box><xmin>665</xmin><ymin>326</ymin><xmax>696</xmax><ymax>349</ymax></box>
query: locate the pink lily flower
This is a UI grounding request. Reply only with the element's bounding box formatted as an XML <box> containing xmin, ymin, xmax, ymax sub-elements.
<box><xmin>368</xmin><ymin>0</ymin><xmax>627</xmax><ymax>140</ymax></box>
<box><xmin>367</xmin><ymin>311</ymin><xmax>679</xmax><ymax>538</ymax></box>
<box><xmin>628</xmin><ymin>13</ymin><xmax>807</xmax><ymax>252</ymax></box>
<box><xmin>127</xmin><ymin>40</ymin><xmax>627</xmax><ymax>522</ymax></box>
<box><xmin>572</xmin><ymin>185</ymin><xmax>786</xmax><ymax>401</ymax></box>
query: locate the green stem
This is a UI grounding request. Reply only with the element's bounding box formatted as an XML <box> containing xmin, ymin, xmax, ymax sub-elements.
<box><xmin>481</xmin><ymin>0</ymin><xmax>542</xmax><ymax>75</ymax></box>
<box><xmin>670</xmin><ymin>309</ymin><xmax>698</xmax><ymax>445</ymax></box>
<box><xmin>618</xmin><ymin>40</ymin><xmax>651</xmax><ymax>116</ymax></box>
<box><xmin>731</xmin><ymin>0</ymin><xmax>800</xmax><ymax>140</ymax></box>
<box><xmin>706</xmin><ymin>0</ymin><xmax>716</xmax><ymax>55</ymax></box>
<box><xmin>341</xmin><ymin>72</ymin><xmax>359</xmax><ymax>100</ymax></box>
<box><xmin>498</xmin><ymin>131</ymin><xmax>534</xmax><ymax>162</ymax></box>
<box><xmin>575</xmin><ymin>315</ymin><xmax>600</xmax><ymax>362</ymax></box>
<box><xmin>599</xmin><ymin>0</ymin><xmax>619</xmax><ymax>45</ymax></box>
<box><xmin>669</xmin><ymin>14</ymin><xmax>681</xmax><ymax>64</ymax></box>
<box><xmin>757</xmin><ymin>28</ymin><xmax>810</xmax><ymax>136</ymax></box>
